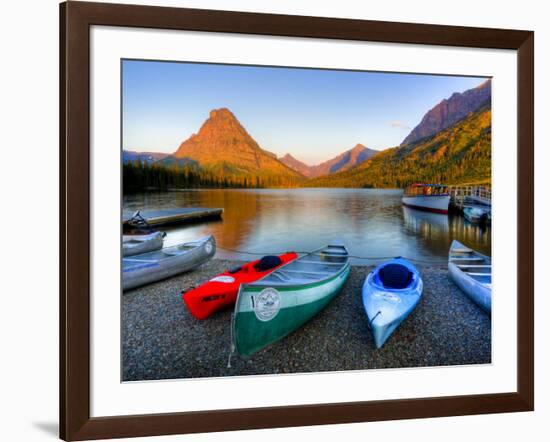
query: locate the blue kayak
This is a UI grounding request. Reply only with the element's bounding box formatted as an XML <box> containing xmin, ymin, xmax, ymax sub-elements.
<box><xmin>362</xmin><ymin>258</ymin><xmax>423</xmax><ymax>348</ymax></box>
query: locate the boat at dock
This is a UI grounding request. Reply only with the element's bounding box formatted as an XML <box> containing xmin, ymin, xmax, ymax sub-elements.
<box><xmin>122</xmin><ymin>231</ymin><xmax>165</xmax><ymax>257</ymax></box>
<box><xmin>362</xmin><ymin>258</ymin><xmax>423</xmax><ymax>348</ymax></box>
<box><xmin>123</xmin><ymin>235</ymin><xmax>216</xmax><ymax>291</ymax></box>
<box><xmin>182</xmin><ymin>252</ymin><xmax>298</xmax><ymax>319</ymax></box>
<box><xmin>463</xmin><ymin>206</ymin><xmax>490</xmax><ymax>224</ymax></box>
<box><xmin>231</xmin><ymin>242</ymin><xmax>351</xmax><ymax>356</ymax></box>
<box><xmin>402</xmin><ymin>183</ymin><xmax>450</xmax><ymax>214</ymax></box>
<box><xmin>448</xmin><ymin>240</ymin><xmax>491</xmax><ymax>314</ymax></box>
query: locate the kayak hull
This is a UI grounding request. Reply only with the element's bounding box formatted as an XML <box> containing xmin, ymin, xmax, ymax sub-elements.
<box><xmin>362</xmin><ymin>258</ymin><xmax>423</xmax><ymax>348</ymax></box>
<box><xmin>182</xmin><ymin>252</ymin><xmax>298</xmax><ymax>320</ymax></box>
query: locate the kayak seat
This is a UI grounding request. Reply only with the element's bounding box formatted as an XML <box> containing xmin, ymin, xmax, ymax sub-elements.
<box><xmin>379</xmin><ymin>264</ymin><xmax>413</xmax><ymax>289</ymax></box>
<box><xmin>255</xmin><ymin>255</ymin><xmax>283</xmax><ymax>272</ymax></box>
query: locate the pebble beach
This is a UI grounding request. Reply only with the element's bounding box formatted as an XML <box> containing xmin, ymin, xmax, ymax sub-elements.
<box><xmin>122</xmin><ymin>259</ymin><xmax>491</xmax><ymax>381</ymax></box>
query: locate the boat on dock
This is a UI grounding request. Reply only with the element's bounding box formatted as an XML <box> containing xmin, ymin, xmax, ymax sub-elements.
<box><xmin>402</xmin><ymin>183</ymin><xmax>450</xmax><ymax>214</ymax></box>
<box><xmin>182</xmin><ymin>252</ymin><xmax>298</xmax><ymax>320</ymax></box>
<box><xmin>448</xmin><ymin>240</ymin><xmax>491</xmax><ymax>314</ymax></box>
<box><xmin>231</xmin><ymin>242</ymin><xmax>351</xmax><ymax>356</ymax></box>
<box><xmin>122</xmin><ymin>231</ymin><xmax>165</xmax><ymax>257</ymax></box>
<box><xmin>362</xmin><ymin>258</ymin><xmax>423</xmax><ymax>348</ymax></box>
<box><xmin>123</xmin><ymin>235</ymin><xmax>216</xmax><ymax>291</ymax></box>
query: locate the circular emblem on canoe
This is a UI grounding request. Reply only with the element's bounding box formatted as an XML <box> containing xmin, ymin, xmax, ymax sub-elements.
<box><xmin>210</xmin><ymin>275</ymin><xmax>235</xmax><ymax>283</ymax></box>
<box><xmin>205</xmin><ymin>241</ymin><xmax>213</xmax><ymax>254</ymax></box>
<box><xmin>254</xmin><ymin>288</ymin><xmax>281</xmax><ymax>322</ymax></box>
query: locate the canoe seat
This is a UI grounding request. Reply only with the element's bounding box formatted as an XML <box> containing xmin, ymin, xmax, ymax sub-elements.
<box><xmin>457</xmin><ymin>264</ymin><xmax>491</xmax><ymax>268</ymax></box>
<box><xmin>379</xmin><ymin>264</ymin><xmax>412</xmax><ymax>289</ymax></box>
<box><xmin>451</xmin><ymin>248</ymin><xmax>473</xmax><ymax>253</ymax></box>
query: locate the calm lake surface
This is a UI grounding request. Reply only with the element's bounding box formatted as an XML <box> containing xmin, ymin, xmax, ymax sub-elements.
<box><xmin>123</xmin><ymin>188</ymin><xmax>491</xmax><ymax>264</ymax></box>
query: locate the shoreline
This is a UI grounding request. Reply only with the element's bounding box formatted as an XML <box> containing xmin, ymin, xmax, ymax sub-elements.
<box><xmin>122</xmin><ymin>258</ymin><xmax>491</xmax><ymax>382</ymax></box>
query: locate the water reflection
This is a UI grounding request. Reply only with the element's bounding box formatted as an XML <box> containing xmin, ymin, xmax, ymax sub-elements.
<box><xmin>123</xmin><ymin>189</ymin><xmax>491</xmax><ymax>263</ymax></box>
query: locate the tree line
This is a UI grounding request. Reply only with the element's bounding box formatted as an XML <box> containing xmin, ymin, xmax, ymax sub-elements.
<box><xmin>123</xmin><ymin>161</ymin><xmax>302</xmax><ymax>191</ymax></box>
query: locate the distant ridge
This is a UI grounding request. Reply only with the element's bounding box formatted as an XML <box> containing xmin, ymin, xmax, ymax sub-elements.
<box><xmin>122</xmin><ymin>150</ymin><xmax>169</xmax><ymax>164</ymax></box>
<box><xmin>279</xmin><ymin>144</ymin><xmax>379</xmax><ymax>178</ymax></box>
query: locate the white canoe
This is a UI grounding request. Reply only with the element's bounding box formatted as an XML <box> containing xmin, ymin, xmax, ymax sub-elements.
<box><xmin>448</xmin><ymin>240</ymin><xmax>491</xmax><ymax>314</ymax></box>
<box><xmin>123</xmin><ymin>235</ymin><xmax>216</xmax><ymax>291</ymax></box>
<box><xmin>122</xmin><ymin>231</ymin><xmax>165</xmax><ymax>257</ymax></box>
<box><xmin>362</xmin><ymin>258</ymin><xmax>423</xmax><ymax>348</ymax></box>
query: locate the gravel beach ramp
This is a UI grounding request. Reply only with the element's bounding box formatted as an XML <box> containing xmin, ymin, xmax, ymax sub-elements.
<box><xmin>122</xmin><ymin>259</ymin><xmax>491</xmax><ymax>381</ymax></box>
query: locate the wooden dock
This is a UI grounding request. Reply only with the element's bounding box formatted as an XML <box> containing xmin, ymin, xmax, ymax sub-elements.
<box><xmin>122</xmin><ymin>207</ymin><xmax>223</xmax><ymax>227</ymax></box>
<box><xmin>448</xmin><ymin>186</ymin><xmax>491</xmax><ymax>211</ymax></box>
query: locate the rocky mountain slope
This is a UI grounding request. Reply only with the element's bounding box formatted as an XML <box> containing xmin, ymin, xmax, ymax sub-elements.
<box><xmin>401</xmin><ymin>80</ymin><xmax>491</xmax><ymax>146</ymax></box>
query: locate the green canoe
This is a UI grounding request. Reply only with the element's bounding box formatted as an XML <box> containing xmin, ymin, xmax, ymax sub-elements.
<box><xmin>231</xmin><ymin>242</ymin><xmax>351</xmax><ymax>356</ymax></box>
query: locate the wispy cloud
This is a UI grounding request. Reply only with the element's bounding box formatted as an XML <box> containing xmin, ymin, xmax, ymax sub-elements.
<box><xmin>389</xmin><ymin>120</ymin><xmax>411</xmax><ymax>130</ymax></box>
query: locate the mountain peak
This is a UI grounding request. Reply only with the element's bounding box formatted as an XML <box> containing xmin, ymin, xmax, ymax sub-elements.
<box><xmin>173</xmin><ymin>108</ymin><xmax>302</xmax><ymax>179</ymax></box>
<box><xmin>401</xmin><ymin>79</ymin><xmax>491</xmax><ymax>146</ymax></box>
<box><xmin>209</xmin><ymin>107</ymin><xmax>235</xmax><ymax>120</ymax></box>
<box><xmin>476</xmin><ymin>79</ymin><xmax>491</xmax><ymax>90</ymax></box>
<box><xmin>278</xmin><ymin>153</ymin><xmax>312</xmax><ymax>177</ymax></box>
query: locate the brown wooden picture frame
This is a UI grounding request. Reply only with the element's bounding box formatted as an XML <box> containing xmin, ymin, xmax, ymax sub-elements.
<box><xmin>60</xmin><ymin>1</ymin><xmax>534</xmax><ymax>440</ymax></box>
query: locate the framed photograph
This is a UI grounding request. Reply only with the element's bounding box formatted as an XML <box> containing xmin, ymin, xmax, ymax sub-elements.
<box><xmin>60</xmin><ymin>1</ymin><xmax>534</xmax><ymax>440</ymax></box>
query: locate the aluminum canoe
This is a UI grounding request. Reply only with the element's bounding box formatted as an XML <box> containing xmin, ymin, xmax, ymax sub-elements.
<box><xmin>448</xmin><ymin>240</ymin><xmax>491</xmax><ymax>314</ymax></box>
<box><xmin>122</xmin><ymin>231</ymin><xmax>165</xmax><ymax>257</ymax></box>
<box><xmin>122</xmin><ymin>235</ymin><xmax>216</xmax><ymax>291</ymax></box>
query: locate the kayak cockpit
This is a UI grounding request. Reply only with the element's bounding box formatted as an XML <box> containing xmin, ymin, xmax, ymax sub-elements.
<box><xmin>378</xmin><ymin>264</ymin><xmax>413</xmax><ymax>289</ymax></box>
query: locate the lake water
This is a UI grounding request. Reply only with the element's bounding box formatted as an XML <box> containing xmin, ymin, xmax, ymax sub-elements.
<box><xmin>123</xmin><ymin>188</ymin><xmax>491</xmax><ymax>264</ymax></box>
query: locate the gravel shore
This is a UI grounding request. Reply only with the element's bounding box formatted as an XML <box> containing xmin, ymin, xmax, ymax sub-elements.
<box><xmin>122</xmin><ymin>259</ymin><xmax>491</xmax><ymax>381</ymax></box>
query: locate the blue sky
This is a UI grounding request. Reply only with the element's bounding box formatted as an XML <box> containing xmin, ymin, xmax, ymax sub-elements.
<box><xmin>122</xmin><ymin>60</ymin><xmax>487</xmax><ymax>165</ymax></box>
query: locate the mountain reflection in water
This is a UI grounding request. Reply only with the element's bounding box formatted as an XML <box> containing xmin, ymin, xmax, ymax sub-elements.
<box><xmin>123</xmin><ymin>188</ymin><xmax>491</xmax><ymax>264</ymax></box>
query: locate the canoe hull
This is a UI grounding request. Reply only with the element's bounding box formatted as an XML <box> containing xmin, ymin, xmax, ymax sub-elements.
<box><xmin>448</xmin><ymin>263</ymin><xmax>491</xmax><ymax>314</ymax></box>
<box><xmin>362</xmin><ymin>259</ymin><xmax>423</xmax><ymax>348</ymax></box>
<box><xmin>448</xmin><ymin>240</ymin><xmax>491</xmax><ymax>314</ymax></box>
<box><xmin>123</xmin><ymin>236</ymin><xmax>216</xmax><ymax>291</ymax></box>
<box><xmin>122</xmin><ymin>231</ymin><xmax>164</xmax><ymax>257</ymax></box>
<box><xmin>233</xmin><ymin>263</ymin><xmax>350</xmax><ymax>356</ymax></box>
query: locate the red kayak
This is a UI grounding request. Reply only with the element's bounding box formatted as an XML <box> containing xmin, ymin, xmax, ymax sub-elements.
<box><xmin>182</xmin><ymin>252</ymin><xmax>298</xmax><ymax>319</ymax></box>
